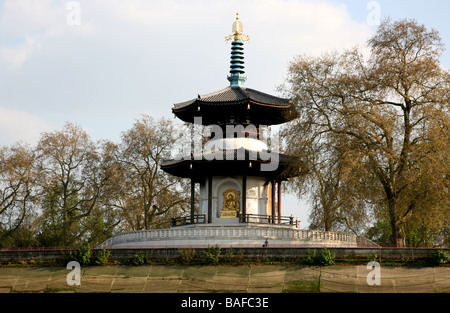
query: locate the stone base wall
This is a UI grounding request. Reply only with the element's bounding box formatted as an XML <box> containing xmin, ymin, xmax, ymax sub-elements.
<box><xmin>0</xmin><ymin>247</ymin><xmax>447</xmax><ymax>263</ymax></box>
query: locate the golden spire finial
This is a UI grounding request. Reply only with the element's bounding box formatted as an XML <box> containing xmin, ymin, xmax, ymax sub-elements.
<box><xmin>225</xmin><ymin>12</ymin><xmax>250</xmax><ymax>43</ymax></box>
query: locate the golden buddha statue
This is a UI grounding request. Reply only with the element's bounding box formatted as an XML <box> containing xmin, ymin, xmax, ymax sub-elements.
<box><xmin>220</xmin><ymin>189</ymin><xmax>240</xmax><ymax>218</ymax></box>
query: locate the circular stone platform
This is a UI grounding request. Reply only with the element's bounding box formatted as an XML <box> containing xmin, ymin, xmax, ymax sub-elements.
<box><xmin>98</xmin><ymin>224</ymin><xmax>376</xmax><ymax>249</ymax></box>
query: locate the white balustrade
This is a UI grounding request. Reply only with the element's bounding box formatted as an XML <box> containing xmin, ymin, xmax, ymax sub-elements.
<box><xmin>100</xmin><ymin>224</ymin><xmax>359</xmax><ymax>248</ymax></box>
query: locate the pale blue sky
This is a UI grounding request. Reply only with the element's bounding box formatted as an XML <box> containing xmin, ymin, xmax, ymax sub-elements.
<box><xmin>0</xmin><ymin>0</ymin><xmax>448</xmax><ymax>228</ymax></box>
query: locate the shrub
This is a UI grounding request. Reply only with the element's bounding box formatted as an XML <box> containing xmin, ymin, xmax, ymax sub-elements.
<box><xmin>367</xmin><ymin>253</ymin><xmax>378</xmax><ymax>262</ymax></box>
<box><xmin>431</xmin><ymin>250</ymin><xmax>450</xmax><ymax>265</ymax></box>
<box><xmin>131</xmin><ymin>253</ymin><xmax>146</xmax><ymax>265</ymax></box>
<box><xmin>224</xmin><ymin>247</ymin><xmax>234</xmax><ymax>263</ymax></box>
<box><xmin>180</xmin><ymin>249</ymin><xmax>196</xmax><ymax>264</ymax></box>
<box><xmin>304</xmin><ymin>249</ymin><xmax>317</xmax><ymax>265</ymax></box>
<box><xmin>66</xmin><ymin>243</ymin><xmax>91</xmax><ymax>265</ymax></box>
<box><xmin>203</xmin><ymin>245</ymin><xmax>221</xmax><ymax>264</ymax></box>
<box><xmin>94</xmin><ymin>248</ymin><xmax>111</xmax><ymax>265</ymax></box>
<box><xmin>303</xmin><ymin>248</ymin><xmax>335</xmax><ymax>266</ymax></box>
<box><xmin>317</xmin><ymin>248</ymin><xmax>335</xmax><ymax>266</ymax></box>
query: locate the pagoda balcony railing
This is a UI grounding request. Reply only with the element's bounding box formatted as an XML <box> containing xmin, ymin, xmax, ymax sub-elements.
<box><xmin>171</xmin><ymin>214</ymin><xmax>206</xmax><ymax>227</ymax></box>
<box><xmin>171</xmin><ymin>213</ymin><xmax>299</xmax><ymax>228</ymax></box>
<box><xmin>239</xmin><ymin>213</ymin><xmax>299</xmax><ymax>228</ymax></box>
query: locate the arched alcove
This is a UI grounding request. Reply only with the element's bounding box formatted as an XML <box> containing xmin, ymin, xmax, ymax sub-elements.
<box><xmin>214</xmin><ymin>177</ymin><xmax>242</xmax><ymax>218</ymax></box>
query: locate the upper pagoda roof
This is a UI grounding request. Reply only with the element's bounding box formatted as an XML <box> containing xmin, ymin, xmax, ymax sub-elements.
<box><xmin>172</xmin><ymin>86</ymin><xmax>298</xmax><ymax>125</ymax></box>
<box><xmin>175</xmin><ymin>86</ymin><xmax>290</xmax><ymax>108</ymax></box>
<box><xmin>171</xmin><ymin>14</ymin><xmax>299</xmax><ymax>126</ymax></box>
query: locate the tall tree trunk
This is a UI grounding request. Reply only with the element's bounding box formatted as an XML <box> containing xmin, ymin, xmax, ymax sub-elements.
<box><xmin>391</xmin><ymin>220</ymin><xmax>406</xmax><ymax>247</ymax></box>
<box><xmin>388</xmin><ymin>198</ymin><xmax>406</xmax><ymax>247</ymax></box>
<box><xmin>323</xmin><ymin>205</ymin><xmax>331</xmax><ymax>232</ymax></box>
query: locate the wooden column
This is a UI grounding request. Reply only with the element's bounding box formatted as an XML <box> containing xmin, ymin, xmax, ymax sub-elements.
<box><xmin>242</xmin><ymin>175</ymin><xmax>247</xmax><ymax>221</ymax></box>
<box><xmin>277</xmin><ymin>181</ymin><xmax>281</xmax><ymax>224</ymax></box>
<box><xmin>207</xmin><ymin>176</ymin><xmax>212</xmax><ymax>224</ymax></box>
<box><xmin>271</xmin><ymin>179</ymin><xmax>276</xmax><ymax>224</ymax></box>
<box><xmin>190</xmin><ymin>179</ymin><xmax>195</xmax><ymax>224</ymax></box>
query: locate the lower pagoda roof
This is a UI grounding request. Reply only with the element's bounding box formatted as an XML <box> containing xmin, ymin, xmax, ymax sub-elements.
<box><xmin>172</xmin><ymin>86</ymin><xmax>299</xmax><ymax>126</ymax></box>
<box><xmin>160</xmin><ymin>147</ymin><xmax>302</xmax><ymax>183</ymax></box>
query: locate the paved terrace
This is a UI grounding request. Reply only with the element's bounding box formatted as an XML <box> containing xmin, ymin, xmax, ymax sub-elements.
<box><xmin>0</xmin><ymin>264</ymin><xmax>449</xmax><ymax>293</ymax></box>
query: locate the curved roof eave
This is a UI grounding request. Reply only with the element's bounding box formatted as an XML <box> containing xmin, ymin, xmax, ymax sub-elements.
<box><xmin>172</xmin><ymin>86</ymin><xmax>291</xmax><ymax>111</ymax></box>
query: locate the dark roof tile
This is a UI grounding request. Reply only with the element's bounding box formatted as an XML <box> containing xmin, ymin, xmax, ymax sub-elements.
<box><xmin>173</xmin><ymin>86</ymin><xmax>290</xmax><ymax>110</ymax></box>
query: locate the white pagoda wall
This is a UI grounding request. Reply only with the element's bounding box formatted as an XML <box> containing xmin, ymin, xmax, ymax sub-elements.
<box><xmin>199</xmin><ymin>176</ymin><xmax>270</xmax><ymax>224</ymax></box>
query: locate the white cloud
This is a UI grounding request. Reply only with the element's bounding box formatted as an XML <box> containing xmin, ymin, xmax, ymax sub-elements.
<box><xmin>0</xmin><ymin>107</ymin><xmax>53</xmax><ymax>146</ymax></box>
<box><xmin>0</xmin><ymin>34</ymin><xmax>41</xmax><ymax>70</ymax></box>
<box><xmin>241</xmin><ymin>0</ymin><xmax>372</xmax><ymax>90</ymax></box>
<box><xmin>249</xmin><ymin>0</ymin><xmax>370</xmax><ymax>54</ymax></box>
<box><xmin>0</xmin><ymin>0</ymin><xmax>64</xmax><ymax>34</ymax></box>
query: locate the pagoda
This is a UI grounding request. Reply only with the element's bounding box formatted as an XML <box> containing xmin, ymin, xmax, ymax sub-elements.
<box><xmin>161</xmin><ymin>13</ymin><xmax>300</xmax><ymax>227</ymax></box>
<box><xmin>99</xmin><ymin>14</ymin><xmax>371</xmax><ymax>248</ymax></box>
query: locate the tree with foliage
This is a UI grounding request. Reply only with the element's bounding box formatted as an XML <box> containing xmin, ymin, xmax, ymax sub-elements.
<box><xmin>80</xmin><ymin>140</ymin><xmax>123</xmax><ymax>245</ymax></box>
<box><xmin>0</xmin><ymin>143</ymin><xmax>36</xmax><ymax>247</ymax></box>
<box><xmin>0</xmin><ymin>117</ymin><xmax>194</xmax><ymax>248</ymax></box>
<box><xmin>34</xmin><ymin>122</ymin><xmax>112</xmax><ymax>246</ymax></box>
<box><xmin>281</xmin><ymin>18</ymin><xmax>450</xmax><ymax>247</ymax></box>
<box><xmin>282</xmin><ymin>131</ymin><xmax>372</xmax><ymax>234</ymax></box>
